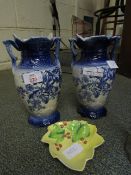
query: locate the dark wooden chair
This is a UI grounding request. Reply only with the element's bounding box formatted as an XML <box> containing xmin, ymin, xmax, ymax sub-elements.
<box><xmin>94</xmin><ymin>0</ymin><xmax>126</xmax><ymax>35</ymax></box>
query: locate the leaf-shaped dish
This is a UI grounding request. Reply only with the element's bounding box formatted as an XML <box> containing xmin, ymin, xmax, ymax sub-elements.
<box><xmin>41</xmin><ymin>120</ymin><xmax>104</xmax><ymax>171</ymax></box>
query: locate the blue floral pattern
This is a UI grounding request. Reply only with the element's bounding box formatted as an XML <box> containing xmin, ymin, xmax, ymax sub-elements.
<box><xmin>73</xmin><ymin>65</ymin><xmax>115</xmax><ymax>105</ymax></box>
<box><xmin>16</xmin><ymin>67</ymin><xmax>62</xmax><ymax>112</ymax></box>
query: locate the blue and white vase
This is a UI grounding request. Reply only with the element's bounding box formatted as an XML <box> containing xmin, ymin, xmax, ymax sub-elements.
<box><xmin>3</xmin><ymin>35</ymin><xmax>62</xmax><ymax>126</ymax></box>
<box><xmin>70</xmin><ymin>35</ymin><xmax>120</xmax><ymax>119</ymax></box>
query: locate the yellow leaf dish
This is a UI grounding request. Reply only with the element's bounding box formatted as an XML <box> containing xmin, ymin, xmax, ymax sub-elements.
<box><xmin>41</xmin><ymin>120</ymin><xmax>104</xmax><ymax>171</ymax></box>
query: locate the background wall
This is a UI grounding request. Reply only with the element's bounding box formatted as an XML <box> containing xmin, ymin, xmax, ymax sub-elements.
<box><xmin>0</xmin><ymin>0</ymin><xmax>104</xmax><ymax>70</ymax></box>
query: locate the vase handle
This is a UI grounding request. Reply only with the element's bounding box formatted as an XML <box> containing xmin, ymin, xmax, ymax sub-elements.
<box><xmin>109</xmin><ymin>36</ymin><xmax>121</xmax><ymax>60</ymax></box>
<box><xmin>69</xmin><ymin>39</ymin><xmax>77</xmax><ymax>62</ymax></box>
<box><xmin>3</xmin><ymin>40</ymin><xmax>19</xmax><ymax>67</ymax></box>
<box><xmin>53</xmin><ymin>37</ymin><xmax>61</xmax><ymax>63</ymax></box>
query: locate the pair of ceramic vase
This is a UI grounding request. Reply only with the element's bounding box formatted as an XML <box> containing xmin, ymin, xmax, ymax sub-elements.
<box><xmin>3</xmin><ymin>35</ymin><xmax>120</xmax><ymax>127</ymax></box>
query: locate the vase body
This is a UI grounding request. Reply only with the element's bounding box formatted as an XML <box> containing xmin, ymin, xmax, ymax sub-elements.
<box><xmin>3</xmin><ymin>35</ymin><xmax>62</xmax><ymax>126</ymax></box>
<box><xmin>70</xmin><ymin>35</ymin><xmax>120</xmax><ymax>119</ymax></box>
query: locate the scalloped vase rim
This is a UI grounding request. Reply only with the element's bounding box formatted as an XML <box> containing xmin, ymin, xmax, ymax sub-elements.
<box><xmin>13</xmin><ymin>34</ymin><xmax>61</xmax><ymax>43</ymax></box>
<box><xmin>69</xmin><ymin>34</ymin><xmax>120</xmax><ymax>42</ymax></box>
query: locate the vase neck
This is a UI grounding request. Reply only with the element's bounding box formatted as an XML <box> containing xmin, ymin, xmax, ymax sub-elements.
<box><xmin>81</xmin><ymin>49</ymin><xmax>108</xmax><ymax>61</ymax></box>
<box><xmin>22</xmin><ymin>49</ymin><xmax>50</xmax><ymax>57</ymax></box>
<box><xmin>20</xmin><ymin>49</ymin><xmax>52</xmax><ymax>67</ymax></box>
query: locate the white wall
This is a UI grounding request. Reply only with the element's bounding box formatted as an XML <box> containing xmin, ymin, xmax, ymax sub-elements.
<box><xmin>76</xmin><ymin>0</ymin><xmax>96</xmax><ymax>18</ymax></box>
<box><xmin>0</xmin><ymin>0</ymin><xmax>102</xmax><ymax>70</ymax></box>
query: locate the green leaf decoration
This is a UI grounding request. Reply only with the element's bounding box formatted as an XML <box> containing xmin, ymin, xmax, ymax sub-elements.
<box><xmin>48</xmin><ymin>124</ymin><xmax>65</xmax><ymax>142</ymax></box>
<box><xmin>67</xmin><ymin>120</ymin><xmax>81</xmax><ymax>132</ymax></box>
<box><xmin>68</xmin><ymin>121</ymin><xmax>90</xmax><ymax>142</ymax></box>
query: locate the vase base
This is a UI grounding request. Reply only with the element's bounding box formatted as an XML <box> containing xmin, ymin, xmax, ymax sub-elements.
<box><xmin>77</xmin><ymin>106</ymin><xmax>107</xmax><ymax>119</ymax></box>
<box><xmin>28</xmin><ymin>111</ymin><xmax>60</xmax><ymax>127</ymax></box>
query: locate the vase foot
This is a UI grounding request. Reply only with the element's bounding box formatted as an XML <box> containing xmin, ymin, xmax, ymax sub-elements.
<box><xmin>77</xmin><ymin>106</ymin><xmax>107</xmax><ymax>119</ymax></box>
<box><xmin>28</xmin><ymin>111</ymin><xmax>60</xmax><ymax>127</ymax></box>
